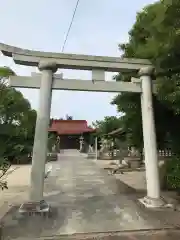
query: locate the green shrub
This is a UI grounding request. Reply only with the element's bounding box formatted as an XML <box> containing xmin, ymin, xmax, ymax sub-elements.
<box><xmin>166</xmin><ymin>157</ymin><xmax>180</xmax><ymax>190</ymax></box>
<box><xmin>0</xmin><ymin>157</ymin><xmax>11</xmax><ymax>190</ymax></box>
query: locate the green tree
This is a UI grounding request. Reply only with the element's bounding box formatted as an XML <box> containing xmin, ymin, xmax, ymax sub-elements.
<box><xmin>0</xmin><ymin>67</ymin><xmax>15</xmax><ymax>189</ymax></box>
<box><xmin>112</xmin><ymin>0</ymin><xmax>180</xmax><ymax>154</ymax></box>
<box><xmin>110</xmin><ymin>0</ymin><xmax>180</xmax><ymax>189</ymax></box>
<box><xmin>92</xmin><ymin>116</ymin><xmax>123</xmax><ymax>138</ymax></box>
<box><xmin>0</xmin><ymin>67</ymin><xmax>37</xmax><ymax>164</ymax></box>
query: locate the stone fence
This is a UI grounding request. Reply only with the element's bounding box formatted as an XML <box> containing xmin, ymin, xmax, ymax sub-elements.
<box><xmin>99</xmin><ymin>149</ymin><xmax>173</xmax><ymax>161</ymax></box>
<box><xmin>158</xmin><ymin>150</ymin><xmax>173</xmax><ymax>158</ymax></box>
<box><xmin>112</xmin><ymin>149</ymin><xmax>173</xmax><ymax>158</ymax></box>
<box><xmin>97</xmin><ymin>149</ymin><xmax>174</xmax><ymax>173</ymax></box>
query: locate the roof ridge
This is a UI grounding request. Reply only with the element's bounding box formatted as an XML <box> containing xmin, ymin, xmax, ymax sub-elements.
<box><xmin>51</xmin><ymin>119</ymin><xmax>87</xmax><ymax>122</ymax></box>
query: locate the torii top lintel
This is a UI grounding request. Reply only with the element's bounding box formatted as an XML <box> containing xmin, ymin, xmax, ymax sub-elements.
<box><xmin>0</xmin><ymin>43</ymin><xmax>153</xmax><ymax>72</ymax></box>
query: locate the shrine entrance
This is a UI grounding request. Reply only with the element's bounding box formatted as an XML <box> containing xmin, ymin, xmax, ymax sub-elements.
<box><xmin>49</xmin><ymin>119</ymin><xmax>95</xmax><ymax>150</ymax></box>
<box><xmin>0</xmin><ymin>42</ymin><xmax>163</xmax><ymax>212</ymax></box>
<box><xmin>60</xmin><ymin>135</ymin><xmax>79</xmax><ymax>149</ymax></box>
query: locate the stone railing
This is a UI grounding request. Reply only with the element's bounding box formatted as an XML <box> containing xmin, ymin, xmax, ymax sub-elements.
<box><xmin>141</xmin><ymin>149</ymin><xmax>173</xmax><ymax>161</ymax></box>
<box><xmin>46</xmin><ymin>152</ymin><xmax>58</xmax><ymax>162</ymax></box>
<box><xmin>158</xmin><ymin>150</ymin><xmax>173</xmax><ymax>158</ymax></box>
<box><xmin>98</xmin><ymin>147</ymin><xmax>174</xmax><ymax>161</ymax></box>
<box><xmin>99</xmin><ymin>148</ymin><xmax>174</xmax><ymax>170</ymax></box>
<box><xmin>98</xmin><ymin>149</ymin><xmax>128</xmax><ymax>160</ymax></box>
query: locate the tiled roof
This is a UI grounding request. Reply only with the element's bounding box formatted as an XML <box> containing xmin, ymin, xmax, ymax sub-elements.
<box><xmin>49</xmin><ymin>119</ymin><xmax>95</xmax><ymax>135</ymax></box>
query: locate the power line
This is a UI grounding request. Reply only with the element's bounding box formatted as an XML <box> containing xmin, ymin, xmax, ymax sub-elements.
<box><xmin>61</xmin><ymin>0</ymin><xmax>80</xmax><ymax>52</ymax></box>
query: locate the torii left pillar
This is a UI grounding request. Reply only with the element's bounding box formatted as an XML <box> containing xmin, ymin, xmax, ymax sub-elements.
<box><xmin>19</xmin><ymin>61</ymin><xmax>57</xmax><ymax>213</ymax></box>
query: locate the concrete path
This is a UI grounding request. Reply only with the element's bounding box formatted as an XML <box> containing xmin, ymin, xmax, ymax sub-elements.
<box><xmin>2</xmin><ymin>150</ymin><xmax>180</xmax><ymax>239</ymax></box>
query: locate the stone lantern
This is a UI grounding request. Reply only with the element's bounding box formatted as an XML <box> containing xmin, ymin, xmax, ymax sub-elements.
<box><xmin>79</xmin><ymin>136</ymin><xmax>84</xmax><ymax>152</ymax></box>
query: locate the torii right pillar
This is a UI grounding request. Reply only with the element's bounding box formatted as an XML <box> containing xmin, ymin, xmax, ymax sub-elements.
<box><xmin>139</xmin><ymin>66</ymin><xmax>164</xmax><ymax>208</ymax></box>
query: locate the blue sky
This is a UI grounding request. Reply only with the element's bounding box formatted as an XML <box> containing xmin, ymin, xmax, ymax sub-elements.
<box><xmin>0</xmin><ymin>0</ymin><xmax>155</xmax><ymax>124</ymax></box>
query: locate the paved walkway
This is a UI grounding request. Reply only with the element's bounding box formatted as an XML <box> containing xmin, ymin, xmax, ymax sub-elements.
<box><xmin>2</xmin><ymin>150</ymin><xmax>180</xmax><ymax>239</ymax></box>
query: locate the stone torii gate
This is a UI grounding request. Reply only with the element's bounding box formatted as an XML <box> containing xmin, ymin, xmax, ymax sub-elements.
<box><xmin>0</xmin><ymin>43</ymin><xmax>163</xmax><ymax>212</ymax></box>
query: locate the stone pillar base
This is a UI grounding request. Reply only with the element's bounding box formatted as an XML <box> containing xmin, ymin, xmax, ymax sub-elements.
<box><xmin>19</xmin><ymin>200</ymin><xmax>50</xmax><ymax>216</ymax></box>
<box><xmin>138</xmin><ymin>196</ymin><xmax>165</xmax><ymax>208</ymax></box>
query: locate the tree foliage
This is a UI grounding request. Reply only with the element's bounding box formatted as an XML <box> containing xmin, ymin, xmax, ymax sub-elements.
<box><xmin>0</xmin><ymin>67</ymin><xmax>37</xmax><ymax>165</ymax></box>
<box><xmin>92</xmin><ymin>116</ymin><xmax>122</xmax><ymax>138</ymax></box>
<box><xmin>111</xmin><ymin>0</ymin><xmax>180</xmax><ymax>154</ymax></box>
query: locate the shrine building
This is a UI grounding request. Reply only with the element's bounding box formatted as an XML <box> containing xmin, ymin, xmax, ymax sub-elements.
<box><xmin>49</xmin><ymin>119</ymin><xmax>95</xmax><ymax>150</ymax></box>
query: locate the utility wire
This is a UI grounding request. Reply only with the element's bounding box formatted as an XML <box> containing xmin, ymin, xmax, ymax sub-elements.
<box><xmin>61</xmin><ymin>0</ymin><xmax>80</xmax><ymax>52</ymax></box>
